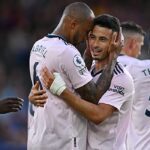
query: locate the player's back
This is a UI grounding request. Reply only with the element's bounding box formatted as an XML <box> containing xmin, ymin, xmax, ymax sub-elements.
<box><xmin>126</xmin><ymin>60</ymin><xmax>150</xmax><ymax>150</ymax></box>
<box><xmin>28</xmin><ymin>34</ymin><xmax>91</xmax><ymax>150</ymax></box>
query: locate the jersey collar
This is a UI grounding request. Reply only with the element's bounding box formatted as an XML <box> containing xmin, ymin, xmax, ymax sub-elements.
<box><xmin>91</xmin><ymin>67</ymin><xmax>103</xmax><ymax>77</ymax></box>
<box><xmin>46</xmin><ymin>34</ymin><xmax>67</xmax><ymax>42</ymax></box>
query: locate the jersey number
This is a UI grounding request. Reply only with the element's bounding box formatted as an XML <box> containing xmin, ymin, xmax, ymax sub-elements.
<box><xmin>33</xmin><ymin>62</ymin><xmax>43</xmax><ymax>90</ymax></box>
<box><xmin>145</xmin><ymin>96</ymin><xmax>150</xmax><ymax>117</ymax></box>
<box><xmin>29</xmin><ymin>62</ymin><xmax>43</xmax><ymax>116</ymax></box>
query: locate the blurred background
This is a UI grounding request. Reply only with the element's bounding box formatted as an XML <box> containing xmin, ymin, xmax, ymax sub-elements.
<box><xmin>0</xmin><ymin>0</ymin><xmax>149</xmax><ymax>149</ymax></box>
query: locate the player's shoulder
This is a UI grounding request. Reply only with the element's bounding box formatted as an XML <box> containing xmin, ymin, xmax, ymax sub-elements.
<box><xmin>113</xmin><ymin>62</ymin><xmax>133</xmax><ymax>83</ymax></box>
<box><xmin>114</xmin><ymin>62</ymin><xmax>126</xmax><ymax>75</ymax></box>
<box><xmin>113</xmin><ymin>63</ymin><xmax>134</xmax><ymax>90</ymax></box>
<box><xmin>140</xmin><ymin>59</ymin><xmax>150</xmax><ymax>67</ymax></box>
<box><xmin>117</xmin><ymin>55</ymin><xmax>139</xmax><ymax>66</ymax></box>
<box><xmin>34</xmin><ymin>34</ymin><xmax>73</xmax><ymax>48</ymax></box>
<box><xmin>33</xmin><ymin>34</ymin><xmax>80</xmax><ymax>57</ymax></box>
<box><xmin>127</xmin><ymin>59</ymin><xmax>150</xmax><ymax>69</ymax></box>
<box><xmin>46</xmin><ymin>34</ymin><xmax>76</xmax><ymax>49</ymax></box>
<box><xmin>117</xmin><ymin>54</ymin><xmax>136</xmax><ymax>61</ymax></box>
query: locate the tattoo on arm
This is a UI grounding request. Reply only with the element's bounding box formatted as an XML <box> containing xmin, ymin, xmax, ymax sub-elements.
<box><xmin>76</xmin><ymin>59</ymin><xmax>117</xmax><ymax>104</ymax></box>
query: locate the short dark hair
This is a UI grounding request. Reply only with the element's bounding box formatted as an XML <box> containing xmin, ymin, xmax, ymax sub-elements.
<box><xmin>93</xmin><ymin>14</ymin><xmax>120</xmax><ymax>32</ymax></box>
<box><xmin>121</xmin><ymin>21</ymin><xmax>145</xmax><ymax>36</ymax></box>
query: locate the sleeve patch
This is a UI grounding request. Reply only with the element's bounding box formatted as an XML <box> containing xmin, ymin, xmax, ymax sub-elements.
<box><xmin>73</xmin><ymin>55</ymin><xmax>87</xmax><ymax>75</ymax></box>
<box><xmin>108</xmin><ymin>85</ymin><xmax>125</xmax><ymax>96</ymax></box>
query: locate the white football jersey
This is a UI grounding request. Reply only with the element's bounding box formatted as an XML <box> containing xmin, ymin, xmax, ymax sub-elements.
<box><xmin>117</xmin><ymin>54</ymin><xmax>140</xmax><ymax>67</ymax></box>
<box><xmin>28</xmin><ymin>34</ymin><xmax>92</xmax><ymax>150</ymax></box>
<box><xmin>87</xmin><ymin>63</ymin><xmax>134</xmax><ymax>150</ymax></box>
<box><xmin>125</xmin><ymin>60</ymin><xmax>150</xmax><ymax>150</ymax></box>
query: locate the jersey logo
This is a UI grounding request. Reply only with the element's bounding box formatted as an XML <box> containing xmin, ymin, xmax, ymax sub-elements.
<box><xmin>108</xmin><ymin>85</ymin><xmax>125</xmax><ymax>96</ymax></box>
<box><xmin>73</xmin><ymin>55</ymin><xmax>87</xmax><ymax>75</ymax></box>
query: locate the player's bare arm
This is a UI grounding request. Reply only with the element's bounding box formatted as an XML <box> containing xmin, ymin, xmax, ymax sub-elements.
<box><xmin>0</xmin><ymin>97</ymin><xmax>24</xmax><ymax>114</ymax></box>
<box><xmin>41</xmin><ymin>70</ymin><xmax>117</xmax><ymax>124</ymax></box>
<box><xmin>60</xmin><ymin>89</ymin><xmax>117</xmax><ymax>124</ymax></box>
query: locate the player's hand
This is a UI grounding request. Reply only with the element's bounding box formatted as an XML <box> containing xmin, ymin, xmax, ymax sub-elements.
<box><xmin>108</xmin><ymin>31</ymin><xmax>122</xmax><ymax>63</ymax></box>
<box><xmin>85</xmin><ymin>33</ymin><xmax>91</xmax><ymax>56</ymax></box>
<box><xmin>83</xmin><ymin>32</ymin><xmax>93</xmax><ymax>70</ymax></box>
<box><xmin>41</xmin><ymin>67</ymin><xmax>66</xmax><ymax>96</ymax></box>
<box><xmin>40</xmin><ymin>67</ymin><xmax>55</xmax><ymax>89</ymax></box>
<box><xmin>0</xmin><ymin>97</ymin><xmax>24</xmax><ymax>114</ymax></box>
<box><xmin>84</xmin><ymin>39</ymin><xmax>91</xmax><ymax>57</ymax></box>
<box><xmin>28</xmin><ymin>81</ymin><xmax>48</xmax><ymax>107</ymax></box>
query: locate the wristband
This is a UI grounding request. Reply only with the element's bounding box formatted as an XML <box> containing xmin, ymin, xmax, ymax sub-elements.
<box><xmin>50</xmin><ymin>72</ymin><xmax>66</xmax><ymax>95</ymax></box>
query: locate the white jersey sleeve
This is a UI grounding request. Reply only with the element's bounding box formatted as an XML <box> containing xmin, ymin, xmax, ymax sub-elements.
<box><xmin>59</xmin><ymin>45</ymin><xmax>92</xmax><ymax>89</ymax></box>
<box><xmin>99</xmin><ymin>73</ymin><xmax>133</xmax><ymax>111</ymax></box>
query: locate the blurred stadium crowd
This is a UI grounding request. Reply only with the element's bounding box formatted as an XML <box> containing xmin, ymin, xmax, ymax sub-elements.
<box><xmin>0</xmin><ymin>0</ymin><xmax>149</xmax><ymax>149</ymax></box>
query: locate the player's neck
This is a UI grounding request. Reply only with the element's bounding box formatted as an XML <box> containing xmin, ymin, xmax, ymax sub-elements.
<box><xmin>95</xmin><ymin>59</ymin><xmax>108</xmax><ymax>72</ymax></box>
<box><xmin>52</xmin><ymin>28</ymin><xmax>68</xmax><ymax>42</ymax></box>
<box><xmin>120</xmin><ymin>49</ymin><xmax>127</xmax><ymax>56</ymax></box>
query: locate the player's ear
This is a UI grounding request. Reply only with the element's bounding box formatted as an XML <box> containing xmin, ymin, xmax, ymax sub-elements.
<box><xmin>129</xmin><ymin>39</ymin><xmax>135</xmax><ymax>49</ymax></box>
<box><xmin>70</xmin><ymin>18</ymin><xmax>78</xmax><ymax>30</ymax></box>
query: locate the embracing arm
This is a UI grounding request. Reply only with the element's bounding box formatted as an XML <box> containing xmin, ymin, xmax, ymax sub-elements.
<box><xmin>28</xmin><ymin>73</ymin><xmax>116</xmax><ymax>124</ymax></box>
<box><xmin>40</xmin><ymin>69</ymin><xmax>118</xmax><ymax>124</ymax></box>
<box><xmin>82</xmin><ymin>46</ymin><xmax>114</xmax><ymax>104</ymax></box>
<box><xmin>76</xmin><ymin>60</ymin><xmax>116</xmax><ymax>104</ymax></box>
<box><xmin>60</xmin><ymin>88</ymin><xmax>116</xmax><ymax>124</ymax></box>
